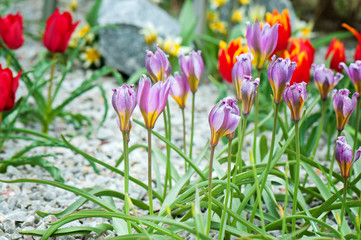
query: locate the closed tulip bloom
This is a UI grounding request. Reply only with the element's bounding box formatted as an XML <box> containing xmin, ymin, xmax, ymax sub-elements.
<box><xmin>145</xmin><ymin>46</ymin><xmax>171</xmax><ymax>83</ymax></box>
<box><xmin>209</xmin><ymin>97</ymin><xmax>240</xmax><ymax>146</ymax></box>
<box><xmin>325</xmin><ymin>38</ymin><xmax>346</xmax><ymax>72</ymax></box>
<box><xmin>335</xmin><ymin>136</ymin><xmax>361</xmax><ymax>178</ymax></box>
<box><xmin>0</xmin><ymin>65</ymin><xmax>22</xmax><ymax>112</ymax></box>
<box><xmin>246</xmin><ymin>19</ymin><xmax>278</xmax><ymax>70</ymax></box>
<box><xmin>332</xmin><ymin>89</ymin><xmax>359</xmax><ymax>131</ymax></box>
<box><xmin>268</xmin><ymin>56</ymin><xmax>296</xmax><ymax>104</ymax></box>
<box><xmin>313</xmin><ymin>64</ymin><xmax>343</xmax><ymax>100</ymax></box>
<box><xmin>232</xmin><ymin>53</ymin><xmax>253</xmax><ymax>101</ymax></box>
<box><xmin>43</xmin><ymin>9</ymin><xmax>79</xmax><ymax>53</ymax></box>
<box><xmin>0</xmin><ymin>12</ymin><xmax>24</xmax><ymax>49</ymax></box>
<box><xmin>283</xmin><ymin>82</ymin><xmax>307</xmax><ymax>123</ymax></box>
<box><xmin>218</xmin><ymin>37</ymin><xmax>249</xmax><ymax>83</ymax></box>
<box><xmin>240</xmin><ymin>75</ymin><xmax>260</xmax><ymax>116</ymax></box>
<box><xmin>112</xmin><ymin>84</ymin><xmax>136</xmax><ymax>133</ymax></box>
<box><xmin>170</xmin><ymin>72</ymin><xmax>190</xmax><ymax>109</ymax></box>
<box><xmin>178</xmin><ymin>50</ymin><xmax>204</xmax><ymax>93</ymax></box>
<box><xmin>137</xmin><ymin>75</ymin><xmax>171</xmax><ymax>129</ymax></box>
<box><xmin>339</xmin><ymin>61</ymin><xmax>361</xmax><ymax>96</ymax></box>
<box><xmin>265</xmin><ymin>9</ymin><xmax>291</xmax><ymax>56</ymax></box>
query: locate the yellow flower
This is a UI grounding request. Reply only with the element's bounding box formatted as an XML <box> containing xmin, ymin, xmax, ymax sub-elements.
<box><xmin>239</xmin><ymin>0</ymin><xmax>250</xmax><ymax>4</ymax></box>
<box><xmin>211</xmin><ymin>0</ymin><xmax>228</xmax><ymax>7</ymax></box>
<box><xmin>158</xmin><ymin>36</ymin><xmax>191</xmax><ymax>56</ymax></box>
<box><xmin>231</xmin><ymin>8</ymin><xmax>245</xmax><ymax>23</ymax></box>
<box><xmin>80</xmin><ymin>46</ymin><xmax>101</xmax><ymax>68</ymax></box>
<box><xmin>67</xmin><ymin>0</ymin><xmax>78</xmax><ymax>12</ymax></box>
<box><xmin>207</xmin><ymin>11</ymin><xmax>219</xmax><ymax>22</ymax></box>
<box><xmin>248</xmin><ymin>5</ymin><xmax>266</xmax><ymax>22</ymax></box>
<box><xmin>209</xmin><ymin>21</ymin><xmax>227</xmax><ymax>35</ymax></box>
<box><xmin>139</xmin><ymin>23</ymin><xmax>158</xmax><ymax>45</ymax></box>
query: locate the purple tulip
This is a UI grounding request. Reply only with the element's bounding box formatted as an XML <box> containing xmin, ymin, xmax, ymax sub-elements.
<box><xmin>246</xmin><ymin>19</ymin><xmax>279</xmax><ymax>70</ymax></box>
<box><xmin>268</xmin><ymin>56</ymin><xmax>297</xmax><ymax>104</ymax></box>
<box><xmin>232</xmin><ymin>53</ymin><xmax>253</xmax><ymax>101</ymax></box>
<box><xmin>339</xmin><ymin>61</ymin><xmax>361</xmax><ymax>96</ymax></box>
<box><xmin>178</xmin><ymin>50</ymin><xmax>204</xmax><ymax>93</ymax></box>
<box><xmin>313</xmin><ymin>64</ymin><xmax>343</xmax><ymax>100</ymax></box>
<box><xmin>112</xmin><ymin>84</ymin><xmax>136</xmax><ymax>133</ymax></box>
<box><xmin>209</xmin><ymin>97</ymin><xmax>240</xmax><ymax>146</ymax></box>
<box><xmin>145</xmin><ymin>46</ymin><xmax>172</xmax><ymax>83</ymax></box>
<box><xmin>240</xmin><ymin>75</ymin><xmax>260</xmax><ymax>116</ymax></box>
<box><xmin>335</xmin><ymin>136</ymin><xmax>361</xmax><ymax>178</ymax></box>
<box><xmin>332</xmin><ymin>89</ymin><xmax>359</xmax><ymax>131</ymax></box>
<box><xmin>169</xmin><ymin>72</ymin><xmax>190</xmax><ymax>109</ymax></box>
<box><xmin>283</xmin><ymin>82</ymin><xmax>307</xmax><ymax>123</ymax></box>
<box><xmin>137</xmin><ymin>75</ymin><xmax>172</xmax><ymax>129</ymax></box>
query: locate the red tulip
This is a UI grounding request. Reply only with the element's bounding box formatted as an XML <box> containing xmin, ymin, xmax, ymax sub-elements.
<box><xmin>325</xmin><ymin>38</ymin><xmax>346</xmax><ymax>72</ymax></box>
<box><xmin>0</xmin><ymin>65</ymin><xmax>22</xmax><ymax>112</ymax></box>
<box><xmin>218</xmin><ymin>37</ymin><xmax>248</xmax><ymax>83</ymax></box>
<box><xmin>43</xmin><ymin>8</ymin><xmax>79</xmax><ymax>53</ymax></box>
<box><xmin>0</xmin><ymin>12</ymin><xmax>24</xmax><ymax>50</ymax></box>
<box><xmin>283</xmin><ymin>38</ymin><xmax>315</xmax><ymax>85</ymax></box>
<box><xmin>265</xmin><ymin>9</ymin><xmax>291</xmax><ymax>56</ymax></box>
<box><xmin>342</xmin><ymin>23</ymin><xmax>361</xmax><ymax>61</ymax></box>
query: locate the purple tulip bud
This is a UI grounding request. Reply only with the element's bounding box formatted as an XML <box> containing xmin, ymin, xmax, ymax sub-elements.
<box><xmin>178</xmin><ymin>50</ymin><xmax>204</xmax><ymax>93</ymax></box>
<box><xmin>339</xmin><ymin>61</ymin><xmax>361</xmax><ymax>96</ymax></box>
<box><xmin>209</xmin><ymin>97</ymin><xmax>240</xmax><ymax>146</ymax></box>
<box><xmin>283</xmin><ymin>82</ymin><xmax>307</xmax><ymax>123</ymax></box>
<box><xmin>332</xmin><ymin>89</ymin><xmax>359</xmax><ymax>131</ymax></box>
<box><xmin>335</xmin><ymin>136</ymin><xmax>361</xmax><ymax>178</ymax></box>
<box><xmin>112</xmin><ymin>84</ymin><xmax>136</xmax><ymax>133</ymax></box>
<box><xmin>246</xmin><ymin>19</ymin><xmax>279</xmax><ymax>70</ymax></box>
<box><xmin>169</xmin><ymin>72</ymin><xmax>190</xmax><ymax>109</ymax></box>
<box><xmin>268</xmin><ymin>56</ymin><xmax>297</xmax><ymax>104</ymax></box>
<box><xmin>137</xmin><ymin>75</ymin><xmax>172</xmax><ymax>129</ymax></box>
<box><xmin>232</xmin><ymin>53</ymin><xmax>253</xmax><ymax>101</ymax></box>
<box><xmin>240</xmin><ymin>75</ymin><xmax>260</xmax><ymax>116</ymax></box>
<box><xmin>145</xmin><ymin>46</ymin><xmax>171</xmax><ymax>83</ymax></box>
<box><xmin>312</xmin><ymin>64</ymin><xmax>343</xmax><ymax>101</ymax></box>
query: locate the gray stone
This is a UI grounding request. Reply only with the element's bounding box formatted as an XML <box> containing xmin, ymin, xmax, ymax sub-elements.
<box><xmin>43</xmin><ymin>191</ymin><xmax>56</xmax><ymax>201</ymax></box>
<box><xmin>0</xmin><ymin>203</ymin><xmax>9</xmax><ymax>215</ymax></box>
<box><xmin>11</xmin><ymin>231</ymin><xmax>22</xmax><ymax>239</ymax></box>
<box><xmin>5</xmin><ymin>210</ymin><xmax>27</xmax><ymax>222</ymax></box>
<box><xmin>3</xmin><ymin>220</ymin><xmax>15</xmax><ymax>234</ymax></box>
<box><xmin>98</xmin><ymin>0</ymin><xmax>181</xmax><ymax>75</ymax></box>
<box><xmin>21</xmin><ymin>216</ymin><xmax>35</xmax><ymax>228</ymax></box>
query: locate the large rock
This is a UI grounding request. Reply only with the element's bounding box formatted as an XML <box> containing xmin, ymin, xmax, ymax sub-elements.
<box><xmin>98</xmin><ymin>0</ymin><xmax>181</xmax><ymax>75</ymax></box>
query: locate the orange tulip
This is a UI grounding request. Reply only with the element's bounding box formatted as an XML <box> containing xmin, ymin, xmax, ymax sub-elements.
<box><xmin>218</xmin><ymin>37</ymin><xmax>248</xmax><ymax>83</ymax></box>
<box><xmin>325</xmin><ymin>38</ymin><xmax>346</xmax><ymax>72</ymax></box>
<box><xmin>342</xmin><ymin>23</ymin><xmax>361</xmax><ymax>61</ymax></box>
<box><xmin>265</xmin><ymin>9</ymin><xmax>291</xmax><ymax>56</ymax></box>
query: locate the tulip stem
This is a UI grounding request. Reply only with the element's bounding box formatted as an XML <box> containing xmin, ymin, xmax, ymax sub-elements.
<box><xmin>232</xmin><ymin>114</ymin><xmax>247</xmax><ymax>185</ymax></box>
<box><xmin>206</xmin><ymin>145</ymin><xmax>215</xmax><ymax>236</ymax></box>
<box><xmin>353</xmin><ymin>98</ymin><xmax>360</xmax><ymax>152</ymax></box>
<box><xmin>219</xmin><ymin>139</ymin><xmax>233</xmax><ymax>240</ymax></box>
<box><xmin>6</xmin><ymin>53</ymin><xmax>11</xmax><ymax>68</ymax></box>
<box><xmin>122</xmin><ymin>131</ymin><xmax>131</xmax><ymax>234</ymax></box>
<box><xmin>339</xmin><ymin>178</ymin><xmax>348</xmax><ymax>233</ymax></box>
<box><xmin>163</xmin><ymin>103</ymin><xmax>172</xmax><ymax>198</ymax></box>
<box><xmin>312</xmin><ymin>100</ymin><xmax>326</xmax><ymax>159</ymax></box>
<box><xmin>328</xmin><ymin>130</ymin><xmax>342</xmax><ymax>191</ymax></box>
<box><xmin>282</xmin><ymin>161</ymin><xmax>289</xmax><ymax>236</ymax></box>
<box><xmin>292</xmin><ymin>121</ymin><xmax>300</xmax><ymax>233</ymax></box>
<box><xmin>44</xmin><ymin>53</ymin><xmax>57</xmax><ymax>134</ymax></box>
<box><xmin>166</xmin><ymin>102</ymin><xmax>172</xmax><ymax>190</ymax></box>
<box><xmin>252</xmin><ymin>69</ymin><xmax>261</xmax><ymax>162</ymax></box>
<box><xmin>189</xmin><ymin>92</ymin><xmax>196</xmax><ymax>160</ymax></box>
<box><xmin>181</xmin><ymin>108</ymin><xmax>187</xmax><ymax>168</ymax></box>
<box><xmin>147</xmin><ymin>128</ymin><xmax>154</xmax><ymax>215</ymax></box>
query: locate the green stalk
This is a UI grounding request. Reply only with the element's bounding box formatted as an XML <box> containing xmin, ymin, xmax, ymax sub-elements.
<box><xmin>122</xmin><ymin>131</ymin><xmax>131</xmax><ymax>234</ymax></box>
<box><xmin>292</xmin><ymin>121</ymin><xmax>300</xmax><ymax>233</ymax></box>
<box><xmin>189</xmin><ymin>92</ymin><xmax>196</xmax><ymax>159</ymax></box>
<box><xmin>312</xmin><ymin>100</ymin><xmax>326</xmax><ymax>159</ymax></box>
<box><xmin>353</xmin><ymin>98</ymin><xmax>360</xmax><ymax>152</ymax></box>
<box><xmin>163</xmin><ymin>103</ymin><xmax>172</xmax><ymax>199</ymax></box>
<box><xmin>328</xmin><ymin>130</ymin><xmax>342</xmax><ymax>190</ymax></box>
<box><xmin>6</xmin><ymin>53</ymin><xmax>11</xmax><ymax>68</ymax></box>
<box><xmin>166</xmin><ymin>102</ymin><xmax>172</xmax><ymax>189</ymax></box>
<box><xmin>218</xmin><ymin>139</ymin><xmax>233</xmax><ymax>240</ymax></box>
<box><xmin>181</xmin><ymin>108</ymin><xmax>187</xmax><ymax>175</ymax></box>
<box><xmin>252</xmin><ymin>69</ymin><xmax>261</xmax><ymax>161</ymax></box>
<box><xmin>282</xmin><ymin>161</ymin><xmax>289</xmax><ymax>236</ymax></box>
<box><xmin>147</xmin><ymin>128</ymin><xmax>154</xmax><ymax>215</ymax></box>
<box><xmin>250</xmin><ymin>150</ymin><xmax>266</xmax><ymax>233</ymax></box>
<box><xmin>338</xmin><ymin>178</ymin><xmax>348</xmax><ymax>233</ymax></box>
<box><xmin>206</xmin><ymin>145</ymin><xmax>216</xmax><ymax>236</ymax></box>
<box><xmin>44</xmin><ymin>53</ymin><xmax>57</xmax><ymax>134</ymax></box>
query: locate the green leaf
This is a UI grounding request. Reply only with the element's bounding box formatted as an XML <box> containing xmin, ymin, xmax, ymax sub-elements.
<box><xmin>179</xmin><ymin>0</ymin><xmax>196</xmax><ymax>46</ymax></box>
<box><xmin>86</xmin><ymin>0</ymin><xmax>103</xmax><ymax>27</ymax></box>
<box><xmin>312</xmin><ymin>31</ymin><xmax>353</xmax><ymax>49</ymax></box>
<box><xmin>126</xmin><ymin>67</ymin><xmax>148</xmax><ymax>85</ymax></box>
<box><xmin>259</xmin><ymin>135</ymin><xmax>268</xmax><ymax>161</ymax></box>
